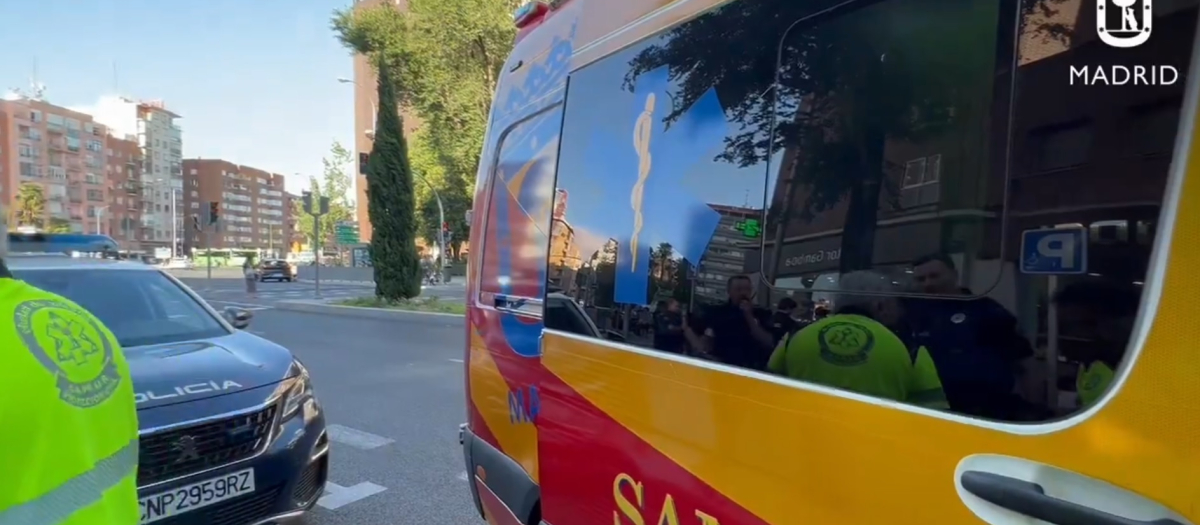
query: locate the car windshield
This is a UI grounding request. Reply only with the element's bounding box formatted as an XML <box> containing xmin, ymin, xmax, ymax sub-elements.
<box><xmin>15</xmin><ymin>268</ymin><xmax>230</xmax><ymax>348</ymax></box>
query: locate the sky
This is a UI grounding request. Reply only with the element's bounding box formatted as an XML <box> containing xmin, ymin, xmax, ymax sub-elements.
<box><xmin>0</xmin><ymin>0</ymin><xmax>356</xmax><ymax>194</ymax></box>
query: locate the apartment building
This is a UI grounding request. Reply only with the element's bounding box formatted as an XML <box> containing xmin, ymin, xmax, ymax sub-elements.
<box><xmin>182</xmin><ymin>159</ymin><xmax>292</xmax><ymax>255</ymax></box>
<box><xmin>89</xmin><ymin>96</ymin><xmax>184</xmax><ymax>253</ymax></box>
<box><xmin>0</xmin><ymin>95</ymin><xmax>112</xmax><ymax>235</ymax></box>
<box><xmin>352</xmin><ymin>0</ymin><xmax>421</xmax><ymax>244</ymax></box>
<box><xmin>106</xmin><ymin>134</ymin><xmax>143</xmax><ymax>248</ymax></box>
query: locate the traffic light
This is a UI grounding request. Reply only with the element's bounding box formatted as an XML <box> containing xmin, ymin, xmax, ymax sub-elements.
<box><xmin>301</xmin><ymin>191</ymin><xmax>313</xmax><ymax>214</ymax></box>
<box><xmin>208</xmin><ymin>202</ymin><xmax>220</xmax><ymax>225</ymax></box>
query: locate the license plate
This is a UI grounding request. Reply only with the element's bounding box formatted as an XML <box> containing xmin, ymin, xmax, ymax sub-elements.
<box><xmin>138</xmin><ymin>468</ymin><xmax>255</xmax><ymax>524</ymax></box>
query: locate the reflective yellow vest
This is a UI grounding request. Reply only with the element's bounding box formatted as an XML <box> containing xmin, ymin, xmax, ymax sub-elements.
<box><xmin>0</xmin><ymin>277</ymin><xmax>139</xmax><ymax>525</ymax></box>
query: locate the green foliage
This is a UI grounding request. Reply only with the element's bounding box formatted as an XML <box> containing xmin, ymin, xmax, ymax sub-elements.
<box><xmin>15</xmin><ymin>183</ymin><xmax>45</xmax><ymax>228</ymax></box>
<box><xmin>46</xmin><ymin>217</ymin><xmax>71</xmax><ymax>233</ymax></box>
<box><xmin>293</xmin><ymin>141</ymin><xmax>356</xmax><ymax>249</ymax></box>
<box><xmin>365</xmin><ymin>61</ymin><xmax>423</xmax><ymax>300</ymax></box>
<box><xmin>331</xmin><ymin>0</ymin><xmax>517</xmax><ymax>251</ymax></box>
<box><xmin>409</xmin><ymin>130</ymin><xmax>472</xmax><ymax>259</ymax></box>
<box><xmin>622</xmin><ymin>0</ymin><xmax>1002</xmax><ymax>271</ymax></box>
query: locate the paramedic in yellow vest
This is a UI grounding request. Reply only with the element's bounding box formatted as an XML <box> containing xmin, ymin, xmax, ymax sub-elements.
<box><xmin>0</xmin><ymin>209</ymin><xmax>140</xmax><ymax>524</ymax></box>
<box><xmin>768</xmin><ymin>270</ymin><xmax>949</xmax><ymax>409</ymax></box>
<box><xmin>1052</xmin><ymin>278</ymin><xmax>1139</xmax><ymax>408</ymax></box>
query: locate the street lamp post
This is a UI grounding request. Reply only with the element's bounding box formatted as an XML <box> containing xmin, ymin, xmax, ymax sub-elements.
<box><xmin>338</xmin><ymin>76</ymin><xmax>447</xmax><ymax>278</ymax></box>
<box><xmin>95</xmin><ymin>206</ymin><xmax>109</xmax><ymax>235</ymax></box>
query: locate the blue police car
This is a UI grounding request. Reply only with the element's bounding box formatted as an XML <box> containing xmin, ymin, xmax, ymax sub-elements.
<box><xmin>7</xmin><ymin>233</ymin><xmax>330</xmax><ymax>525</ymax></box>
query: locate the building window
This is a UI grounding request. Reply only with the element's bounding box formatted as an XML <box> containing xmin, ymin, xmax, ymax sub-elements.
<box><xmin>900</xmin><ymin>154</ymin><xmax>941</xmax><ymax>208</ymax></box>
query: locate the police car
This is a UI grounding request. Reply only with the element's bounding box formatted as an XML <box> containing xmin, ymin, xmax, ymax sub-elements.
<box><xmin>6</xmin><ymin>233</ymin><xmax>329</xmax><ymax>525</ymax></box>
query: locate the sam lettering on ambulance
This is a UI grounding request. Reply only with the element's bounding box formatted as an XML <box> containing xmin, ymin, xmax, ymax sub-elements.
<box><xmin>612</xmin><ymin>473</ymin><xmax>721</xmax><ymax>525</ymax></box>
<box><xmin>15</xmin><ymin>298</ymin><xmax>122</xmax><ymax>408</ymax></box>
<box><xmin>135</xmin><ymin>380</ymin><xmax>245</xmax><ymax>404</ymax></box>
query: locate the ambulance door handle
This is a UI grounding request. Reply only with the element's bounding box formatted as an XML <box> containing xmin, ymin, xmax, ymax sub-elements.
<box><xmin>960</xmin><ymin>471</ymin><xmax>1183</xmax><ymax>525</ymax></box>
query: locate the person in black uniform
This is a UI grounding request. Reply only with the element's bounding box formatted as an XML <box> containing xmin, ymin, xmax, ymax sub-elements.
<box><xmin>686</xmin><ymin>275</ymin><xmax>775</xmax><ymax>370</ymax></box>
<box><xmin>769</xmin><ymin>297</ymin><xmax>802</xmax><ymax>344</ymax></box>
<box><xmin>653</xmin><ymin>299</ymin><xmax>686</xmax><ymax>354</ymax></box>
<box><xmin>908</xmin><ymin>253</ymin><xmax>1035</xmax><ymax>419</ymax></box>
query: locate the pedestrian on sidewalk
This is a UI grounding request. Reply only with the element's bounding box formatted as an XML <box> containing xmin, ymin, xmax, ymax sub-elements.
<box><xmin>242</xmin><ymin>257</ymin><xmax>258</xmax><ymax>299</ymax></box>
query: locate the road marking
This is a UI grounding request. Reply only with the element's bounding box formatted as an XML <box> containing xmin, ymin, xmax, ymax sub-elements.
<box><xmin>458</xmin><ymin>471</ymin><xmax>469</xmax><ymax>481</ymax></box>
<box><xmin>326</xmin><ymin>424</ymin><xmax>395</xmax><ymax>450</ymax></box>
<box><xmin>206</xmin><ymin>300</ymin><xmax>273</xmax><ymax>310</ymax></box>
<box><xmin>448</xmin><ymin>358</ymin><xmax>464</xmax><ymax>363</ymax></box>
<box><xmin>317</xmin><ymin>481</ymin><xmax>387</xmax><ymax>510</ymax></box>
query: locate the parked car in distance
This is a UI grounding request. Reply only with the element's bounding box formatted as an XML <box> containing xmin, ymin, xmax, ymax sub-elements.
<box><xmin>163</xmin><ymin>257</ymin><xmax>194</xmax><ymax>270</ymax></box>
<box><xmin>259</xmin><ymin>259</ymin><xmax>297</xmax><ymax>282</ymax></box>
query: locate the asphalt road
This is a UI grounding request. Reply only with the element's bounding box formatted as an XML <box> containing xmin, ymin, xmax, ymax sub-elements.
<box><xmin>175</xmin><ymin>275</ymin><xmax>466</xmax><ymax>311</ymax></box>
<box><xmin>238</xmin><ymin>303</ymin><xmax>478</xmax><ymax>524</ymax></box>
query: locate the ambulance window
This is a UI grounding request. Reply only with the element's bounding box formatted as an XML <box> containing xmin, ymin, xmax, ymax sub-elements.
<box><xmin>479</xmin><ymin>104</ymin><xmax>565</xmax><ymax>301</ymax></box>
<box><xmin>549</xmin><ymin>0</ymin><xmax>1193</xmax><ymax>424</ymax></box>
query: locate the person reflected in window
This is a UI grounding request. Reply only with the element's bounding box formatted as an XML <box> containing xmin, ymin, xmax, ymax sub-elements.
<box><xmin>769</xmin><ymin>297</ymin><xmax>802</xmax><ymax>344</ymax></box>
<box><xmin>653</xmin><ymin>299</ymin><xmax>686</xmax><ymax>354</ymax></box>
<box><xmin>767</xmin><ymin>271</ymin><xmax>948</xmax><ymax>409</ymax></box>
<box><xmin>1053</xmin><ymin>279</ymin><xmax>1139</xmax><ymax>408</ymax></box>
<box><xmin>689</xmin><ymin>275</ymin><xmax>775</xmax><ymax>370</ymax></box>
<box><xmin>908</xmin><ymin>253</ymin><xmax>1035</xmax><ymax>419</ymax></box>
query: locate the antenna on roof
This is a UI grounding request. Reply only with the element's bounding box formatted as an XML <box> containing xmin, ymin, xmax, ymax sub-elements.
<box><xmin>29</xmin><ymin>57</ymin><xmax>45</xmax><ymax>101</ymax></box>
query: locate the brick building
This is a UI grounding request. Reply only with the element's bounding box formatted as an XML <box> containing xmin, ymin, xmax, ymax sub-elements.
<box><xmin>0</xmin><ymin>95</ymin><xmax>113</xmax><ymax>235</ymax></box>
<box><xmin>351</xmin><ymin>0</ymin><xmax>421</xmax><ymax>244</ymax></box>
<box><xmin>182</xmin><ymin>159</ymin><xmax>292</xmax><ymax>256</ymax></box>
<box><xmin>105</xmin><ymin>133</ymin><xmax>143</xmax><ymax>247</ymax></box>
<box><xmin>747</xmin><ymin>0</ymin><xmax>1192</xmax><ymax>298</ymax></box>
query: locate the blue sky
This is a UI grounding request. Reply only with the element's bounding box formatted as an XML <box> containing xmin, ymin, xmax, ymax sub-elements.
<box><xmin>0</xmin><ymin>0</ymin><xmax>355</xmax><ymax>193</ymax></box>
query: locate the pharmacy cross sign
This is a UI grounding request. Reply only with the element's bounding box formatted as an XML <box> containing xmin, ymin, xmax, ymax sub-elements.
<box><xmin>735</xmin><ymin>218</ymin><xmax>762</xmax><ymax>238</ymax></box>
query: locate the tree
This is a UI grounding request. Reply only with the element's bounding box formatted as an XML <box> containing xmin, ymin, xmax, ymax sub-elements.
<box><xmin>294</xmin><ymin>141</ymin><xmax>356</xmax><ymax>249</ymax></box>
<box><xmin>46</xmin><ymin>218</ymin><xmax>71</xmax><ymax>233</ymax></box>
<box><xmin>620</xmin><ymin>0</ymin><xmax>1063</xmax><ymax>274</ymax></box>
<box><xmin>331</xmin><ymin>0</ymin><xmax>516</xmax><ymax>249</ymax></box>
<box><xmin>366</xmin><ymin>60</ymin><xmax>423</xmax><ymax>300</ymax></box>
<box><xmin>15</xmin><ymin>183</ymin><xmax>45</xmax><ymax>229</ymax></box>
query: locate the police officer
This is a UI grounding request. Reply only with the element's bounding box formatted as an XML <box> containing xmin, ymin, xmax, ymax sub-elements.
<box><xmin>909</xmin><ymin>253</ymin><xmax>1035</xmax><ymax>419</ymax></box>
<box><xmin>0</xmin><ymin>211</ymin><xmax>140</xmax><ymax>524</ymax></box>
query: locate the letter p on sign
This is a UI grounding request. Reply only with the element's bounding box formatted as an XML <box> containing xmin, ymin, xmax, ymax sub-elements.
<box><xmin>1020</xmin><ymin>227</ymin><xmax>1088</xmax><ymax>275</ymax></box>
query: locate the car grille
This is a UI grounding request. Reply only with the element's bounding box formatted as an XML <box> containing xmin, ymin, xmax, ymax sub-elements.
<box><xmin>138</xmin><ymin>405</ymin><xmax>278</xmax><ymax>487</ymax></box>
<box><xmin>152</xmin><ymin>485</ymin><xmax>283</xmax><ymax>525</ymax></box>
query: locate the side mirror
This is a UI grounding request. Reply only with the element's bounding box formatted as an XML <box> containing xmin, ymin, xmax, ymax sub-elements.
<box><xmin>605</xmin><ymin>330</ymin><xmax>625</xmax><ymax>343</ymax></box>
<box><xmin>223</xmin><ymin>306</ymin><xmax>253</xmax><ymax>329</ymax></box>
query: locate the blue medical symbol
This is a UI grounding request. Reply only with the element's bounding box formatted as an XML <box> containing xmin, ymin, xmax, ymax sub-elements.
<box><xmin>584</xmin><ymin>67</ymin><xmax>728</xmax><ymax>305</ymax></box>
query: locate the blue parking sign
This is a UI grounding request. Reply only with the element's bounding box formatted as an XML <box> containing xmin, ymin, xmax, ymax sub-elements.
<box><xmin>1020</xmin><ymin>227</ymin><xmax>1088</xmax><ymax>275</ymax></box>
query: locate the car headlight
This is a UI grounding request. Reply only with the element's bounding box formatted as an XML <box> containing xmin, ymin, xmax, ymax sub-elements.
<box><xmin>281</xmin><ymin>364</ymin><xmax>314</xmax><ymax>420</ymax></box>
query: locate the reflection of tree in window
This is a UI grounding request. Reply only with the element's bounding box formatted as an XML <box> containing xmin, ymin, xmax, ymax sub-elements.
<box><xmin>622</xmin><ymin>0</ymin><xmax>1013</xmax><ymax>276</ymax></box>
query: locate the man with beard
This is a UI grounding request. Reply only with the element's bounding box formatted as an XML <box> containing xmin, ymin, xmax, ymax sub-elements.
<box><xmin>685</xmin><ymin>275</ymin><xmax>775</xmax><ymax>370</ymax></box>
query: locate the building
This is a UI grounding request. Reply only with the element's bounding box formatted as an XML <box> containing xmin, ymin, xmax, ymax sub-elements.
<box><xmin>88</xmin><ymin>96</ymin><xmax>184</xmax><ymax>253</ymax></box>
<box><xmin>0</xmin><ymin>95</ymin><xmax>112</xmax><ymax>235</ymax></box>
<box><xmin>351</xmin><ymin>0</ymin><xmax>421</xmax><ymax>244</ymax></box>
<box><xmin>694</xmin><ymin>204</ymin><xmax>759</xmax><ymax>303</ymax></box>
<box><xmin>105</xmin><ymin>133</ymin><xmax>144</xmax><ymax>248</ymax></box>
<box><xmin>182</xmin><ymin>159</ymin><xmax>292</xmax><ymax>255</ymax></box>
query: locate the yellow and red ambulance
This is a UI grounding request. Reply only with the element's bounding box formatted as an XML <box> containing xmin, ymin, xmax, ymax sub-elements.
<box><xmin>461</xmin><ymin>0</ymin><xmax>1200</xmax><ymax>523</ymax></box>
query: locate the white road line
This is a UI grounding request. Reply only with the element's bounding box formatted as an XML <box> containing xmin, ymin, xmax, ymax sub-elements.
<box><xmin>205</xmin><ymin>300</ymin><xmax>273</xmax><ymax>310</ymax></box>
<box><xmin>448</xmin><ymin>358</ymin><xmax>464</xmax><ymax>363</ymax></box>
<box><xmin>458</xmin><ymin>471</ymin><xmax>469</xmax><ymax>482</ymax></box>
<box><xmin>326</xmin><ymin>424</ymin><xmax>396</xmax><ymax>450</ymax></box>
<box><xmin>317</xmin><ymin>481</ymin><xmax>387</xmax><ymax>510</ymax></box>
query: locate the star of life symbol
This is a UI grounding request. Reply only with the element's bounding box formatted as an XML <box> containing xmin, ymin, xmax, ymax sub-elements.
<box><xmin>172</xmin><ymin>435</ymin><xmax>201</xmax><ymax>464</ymax></box>
<box><xmin>1097</xmin><ymin>0</ymin><xmax>1153</xmax><ymax>49</ymax></box>
<box><xmin>15</xmin><ymin>298</ymin><xmax>121</xmax><ymax>408</ymax></box>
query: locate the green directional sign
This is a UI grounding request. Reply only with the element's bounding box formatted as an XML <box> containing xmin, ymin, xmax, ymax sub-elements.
<box><xmin>734</xmin><ymin>218</ymin><xmax>762</xmax><ymax>238</ymax></box>
<box><xmin>335</xmin><ymin>222</ymin><xmax>359</xmax><ymax>245</ymax></box>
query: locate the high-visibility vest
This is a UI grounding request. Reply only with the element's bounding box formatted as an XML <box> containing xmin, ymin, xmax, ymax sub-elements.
<box><xmin>0</xmin><ymin>278</ymin><xmax>139</xmax><ymax>525</ymax></box>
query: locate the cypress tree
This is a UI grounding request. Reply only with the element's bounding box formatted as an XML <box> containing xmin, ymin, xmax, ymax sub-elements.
<box><xmin>366</xmin><ymin>59</ymin><xmax>422</xmax><ymax>299</ymax></box>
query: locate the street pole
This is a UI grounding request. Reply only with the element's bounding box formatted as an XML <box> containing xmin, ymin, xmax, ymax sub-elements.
<box><xmin>313</xmin><ymin>215</ymin><xmax>322</xmax><ymax>298</ymax></box>
<box><xmin>170</xmin><ymin>187</ymin><xmax>178</xmax><ymax>258</ymax></box>
<box><xmin>435</xmin><ymin>192</ymin><xmax>445</xmax><ymax>283</ymax></box>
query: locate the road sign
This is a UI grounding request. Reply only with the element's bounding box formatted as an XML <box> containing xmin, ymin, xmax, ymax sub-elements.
<box><xmin>335</xmin><ymin>222</ymin><xmax>359</xmax><ymax>245</ymax></box>
<box><xmin>1020</xmin><ymin>227</ymin><xmax>1088</xmax><ymax>275</ymax></box>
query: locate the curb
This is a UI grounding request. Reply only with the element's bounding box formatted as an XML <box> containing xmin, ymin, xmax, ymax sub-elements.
<box><xmin>275</xmin><ymin>299</ymin><xmax>465</xmax><ymax>319</ymax></box>
<box><xmin>293</xmin><ymin>279</ymin><xmax>376</xmax><ymax>286</ymax></box>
